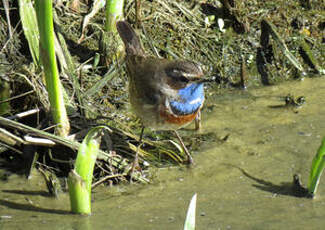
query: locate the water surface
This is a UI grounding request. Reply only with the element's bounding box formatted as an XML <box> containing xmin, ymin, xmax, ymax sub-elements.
<box><xmin>1</xmin><ymin>77</ymin><xmax>325</xmax><ymax>230</ymax></box>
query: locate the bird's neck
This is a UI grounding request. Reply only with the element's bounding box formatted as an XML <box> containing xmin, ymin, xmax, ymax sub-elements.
<box><xmin>169</xmin><ymin>83</ymin><xmax>204</xmax><ymax>115</ymax></box>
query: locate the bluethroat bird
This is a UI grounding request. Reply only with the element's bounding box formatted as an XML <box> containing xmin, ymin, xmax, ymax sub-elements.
<box><xmin>116</xmin><ymin>21</ymin><xmax>205</xmax><ymax>168</ymax></box>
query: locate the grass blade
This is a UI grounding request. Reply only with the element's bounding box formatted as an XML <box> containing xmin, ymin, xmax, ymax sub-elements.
<box><xmin>18</xmin><ymin>0</ymin><xmax>40</xmax><ymax>66</ymax></box>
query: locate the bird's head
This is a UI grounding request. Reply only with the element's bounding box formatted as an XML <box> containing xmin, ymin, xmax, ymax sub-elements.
<box><xmin>163</xmin><ymin>61</ymin><xmax>204</xmax><ymax>90</ymax></box>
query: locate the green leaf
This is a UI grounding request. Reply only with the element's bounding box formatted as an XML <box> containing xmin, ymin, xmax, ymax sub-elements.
<box><xmin>18</xmin><ymin>0</ymin><xmax>40</xmax><ymax>66</ymax></box>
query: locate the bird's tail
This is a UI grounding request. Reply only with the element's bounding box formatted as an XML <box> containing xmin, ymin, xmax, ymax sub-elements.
<box><xmin>116</xmin><ymin>21</ymin><xmax>145</xmax><ymax>56</ymax></box>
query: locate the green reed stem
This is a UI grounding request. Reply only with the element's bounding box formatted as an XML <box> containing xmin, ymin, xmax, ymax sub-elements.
<box><xmin>105</xmin><ymin>0</ymin><xmax>124</xmax><ymax>32</ymax></box>
<box><xmin>35</xmin><ymin>0</ymin><xmax>70</xmax><ymax>137</ymax></box>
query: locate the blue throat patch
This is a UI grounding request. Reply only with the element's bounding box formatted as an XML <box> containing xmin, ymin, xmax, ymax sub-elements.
<box><xmin>170</xmin><ymin>83</ymin><xmax>204</xmax><ymax>115</ymax></box>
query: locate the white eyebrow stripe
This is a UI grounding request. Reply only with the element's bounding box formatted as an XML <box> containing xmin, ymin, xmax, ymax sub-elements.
<box><xmin>189</xmin><ymin>98</ymin><xmax>202</xmax><ymax>104</ymax></box>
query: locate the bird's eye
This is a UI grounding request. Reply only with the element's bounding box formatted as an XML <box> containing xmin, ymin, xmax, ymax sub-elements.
<box><xmin>170</xmin><ymin>69</ymin><xmax>189</xmax><ymax>82</ymax></box>
<box><xmin>179</xmin><ymin>76</ymin><xmax>189</xmax><ymax>83</ymax></box>
<box><xmin>169</xmin><ymin>68</ymin><xmax>182</xmax><ymax>77</ymax></box>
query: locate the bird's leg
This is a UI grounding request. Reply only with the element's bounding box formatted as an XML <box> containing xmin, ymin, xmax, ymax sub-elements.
<box><xmin>195</xmin><ymin>109</ymin><xmax>201</xmax><ymax>131</ymax></box>
<box><xmin>174</xmin><ymin>130</ymin><xmax>194</xmax><ymax>165</ymax></box>
<box><xmin>130</xmin><ymin>126</ymin><xmax>145</xmax><ymax>182</ymax></box>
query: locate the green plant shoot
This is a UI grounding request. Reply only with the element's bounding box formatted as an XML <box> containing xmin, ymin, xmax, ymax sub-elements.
<box><xmin>308</xmin><ymin>137</ymin><xmax>325</xmax><ymax>196</ymax></box>
<box><xmin>68</xmin><ymin>126</ymin><xmax>106</xmax><ymax>214</ymax></box>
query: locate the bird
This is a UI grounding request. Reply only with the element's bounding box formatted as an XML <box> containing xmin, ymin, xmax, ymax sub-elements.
<box><xmin>116</xmin><ymin>20</ymin><xmax>205</xmax><ymax>171</ymax></box>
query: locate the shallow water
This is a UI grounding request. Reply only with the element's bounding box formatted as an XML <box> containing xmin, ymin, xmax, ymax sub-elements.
<box><xmin>2</xmin><ymin>77</ymin><xmax>325</xmax><ymax>230</ymax></box>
